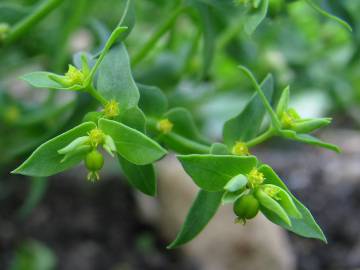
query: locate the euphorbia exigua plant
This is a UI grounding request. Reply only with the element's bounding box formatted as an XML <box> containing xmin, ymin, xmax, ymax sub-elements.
<box><xmin>5</xmin><ymin>0</ymin><xmax>350</xmax><ymax>249</ymax></box>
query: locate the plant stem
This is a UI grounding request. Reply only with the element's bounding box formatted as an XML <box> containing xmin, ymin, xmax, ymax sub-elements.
<box><xmin>238</xmin><ymin>66</ymin><xmax>282</xmax><ymax>130</ymax></box>
<box><xmin>166</xmin><ymin>133</ymin><xmax>211</xmax><ymax>154</ymax></box>
<box><xmin>131</xmin><ymin>6</ymin><xmax>186</xmax><ymax>67</ymax></box>
<box><xmin>4</xmin><ymin>0</ymin><xmax>63</xmax><ymax>45</ymax></box>
<box><xmin>245</xmin><ymin>128</ymin><xmax>275</xmax><ymax>147</ymax></box>
<box><xmin>87</xmin><ymin>85</ymin><xmax>108</xmax><ymax>106</ymax></box>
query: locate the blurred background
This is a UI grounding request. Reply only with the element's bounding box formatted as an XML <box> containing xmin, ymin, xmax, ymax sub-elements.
<box><xmin>1</xmin><ymin>0</ymin><xmax>360</xmax><ymax>269</ymax></box>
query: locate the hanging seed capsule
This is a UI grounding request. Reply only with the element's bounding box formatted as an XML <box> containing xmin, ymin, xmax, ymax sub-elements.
<box><xmin>85</xmin><ymin>150</ymin><xmax>104</xmax><ymax>182</ymax></box>
<box><xmin>233</xmin><ymin>194</ymin><xmax>260</xmax><ymax>221</ymax></box>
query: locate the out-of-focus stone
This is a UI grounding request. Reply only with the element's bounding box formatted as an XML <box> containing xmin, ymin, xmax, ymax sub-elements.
<box><xmin>137</xmin><ymin>155</ymin><xmax>296</xmax><ymax>270</ymax></box>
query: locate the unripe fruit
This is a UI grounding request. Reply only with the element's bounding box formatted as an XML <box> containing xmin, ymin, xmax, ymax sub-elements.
<box><xmin>85</xmin><ymin>150</ymin><xmax>104</xmax><ymax>172</ymax></box>
<box><xmin>233</xmin><ymin>194</ymin><xmax>260</xmax><ymax>220</ymax></box>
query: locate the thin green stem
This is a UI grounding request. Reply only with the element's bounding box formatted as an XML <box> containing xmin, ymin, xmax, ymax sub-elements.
<box><xmin>117</xmin><ymin>0</ymin><xmax>131</xmax><ymax>27</ymax></box>
<box><xmin>166</xmin><ymin>133</ymin><xmax>211</xmax><ymax>154</ymax></box>
<box><xmin>245</xmin><ymin>128</ymin><xmax>275</xmax><ymax>147</ymax></box>
<box><xmin>238</xmin><ymin>65</ymin><xmax>282</xmax><ymax>130</ymax></box>
<box><xmin>4</xmin><ymin>0</ymin><xmax>63</xmax><ymax>45</ymax></box>
<box><xmin>86</xmin><ymin>26</ymin><xmax>128</xmax><ymax>86</ymax></box>
<box><xmin>87</xmin><ymin>85</ymin><xmax>108</xmax><ymax>106</ymax></box>
<box><xmin>131</xmin><ymin>6</ymin><xmax>187</xmax><ymax>67</ymax></box>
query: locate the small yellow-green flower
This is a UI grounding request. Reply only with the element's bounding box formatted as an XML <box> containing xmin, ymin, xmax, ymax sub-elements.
<box><xmin>231</xmin><ymin>141</ymin><xmax>249</xmax><ymax>156</ymax></box>
<box><xmin>104</xmin><ymin>100</ymin><xmax>120</xmax><ymax>118</ymax></box>
<box><xmin>247</xmin><ymin>168</ymin><xmax>264</xmax><ymax>188</ymax></box>
<box><xmin>157</xmin><ymin>118</ymin><xmax>174</xmax><ymax>134</ymax></box>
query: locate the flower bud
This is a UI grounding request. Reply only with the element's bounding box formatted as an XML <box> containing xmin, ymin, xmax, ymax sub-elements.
<box><xmin>233</xmin><ymin>194</ymin><xmax>260</xmax><ymax>221</ymax></box>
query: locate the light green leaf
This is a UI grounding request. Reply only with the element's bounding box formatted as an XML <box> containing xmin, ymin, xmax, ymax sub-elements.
<box><xmin>21</xmin><ymin>72</ymin><xmax>80</xmax><ymax>90</ymax></box>
<box><xmin>224</xmin><ymin>174</ymin><xmax>247</xmax><ymax>192</ymax></box>
<box><xmin>178</xmin><ymin>154</ymin><xmax>257</xmax><ymax>191</ymax></box>
<box><xmin>12</xmin><ymin>122</ymin><xmax>96</xmax><ymax>177</ymax></box>
<box><xmin>99</xmin><ymin>118</ymin><xmax>166</xmax><ymax>165</ymax></box>
<box><xmin>167</xmin><ymin>190</ymin><xmax>223</xmax><ymax>249</ymax></box>
<box><xmin>259</xmin><ymin>164</ymin><xmax>327</xmax><ymax>242</ymax></box>
<box><xmin>256</xmin><ymin>188</ymin><xmax>292</xmax><ymax>226</ymax></box>
<box><xmin>221</xmin><ymin>189</ymin><xmax>244</xmax><ymax>205</ymax></box>
<box><xmin>96</xmin><ymin>44</ymin><xmax>140</xmax><ymax>112</ymax></box>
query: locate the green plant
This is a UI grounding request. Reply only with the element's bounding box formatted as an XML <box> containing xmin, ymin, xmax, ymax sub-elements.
<box><xmin>2</xmin><ymin>0</ymin><xmax>350</xmax><ymax>249</ymax></box>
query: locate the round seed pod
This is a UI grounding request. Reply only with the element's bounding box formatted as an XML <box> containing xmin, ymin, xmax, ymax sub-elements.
<box><xmin>85</xmin><ymin>150</ymin><xmax>104</xmax><ymax>172</ymax></box>
<box><xmin>233</xmin><ymin>194</ymin><xmax>260</xmax><ymax>220</ymax></box>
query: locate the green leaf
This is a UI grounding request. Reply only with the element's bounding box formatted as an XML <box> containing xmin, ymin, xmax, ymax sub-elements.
<box><xmin>244</xmin><ymin>0</ymin><xmax>269</xmax><ymax>35</ymax></box>
<box><xmin>117</xmin><ymin>106</ymin><xmax>146</xmax><ymax>132</ymax></box>
<box><xmin>96</xmin><ymin>44</ymin><xmax>140</xmax><ymax>112</ymax></box>
<box><xmin>256</xmin><ymin>188</ymin><xmax>292</xmax><ymax>226</ymax></box>
<box><xmin>99</xmin><ymin>118</ymin><xmax>166</xmax><ymax>165</ymax></box>
<box><xmin>167</xmin><ymin>190</ymin><xmax>223</xmax><ymax>249</ymax></box>
<box><xmin>280</xmin><ymin>130</ymin><xmax>341</xmax><ymax>153</ymax></box>
<box><xmin>178</xmin><ymin>154</ymin><xmax>257</xmax><ymax>191</ymax></box>
<box><xmin>138</xmin><ymin>84</ymin><xmax>168</xmax><ymax>117</ymax></box>
<box><xmin>118</xmin><ymin>155</ymin><xmax>156</xmax><ymax>196</ymax></box>
<box><xmin>223</xmin><ymin>74</ymin><xmax>274</xmax><ymax>146</ymax></box>
<box><xmin>21</xmin><ymin>72</ymin><xmax>80</xmax><ymax>90</ymax></box>
<box><xmin>275</xmin><ymin>86</ymin><xmax>290</xmax><ymax>116</ymax></box>
<box><xmin>261</xmin><ymin>184</ymin><xmax>302</xmax><ymax>219</ymax></box>
<box><xmin>164</xmin><ymin>107</ymin><xmax>208</xmax><ymax>143</ymax></box>
<box><xmin>12</xmin><ymin>122</ymin><xmax>96</xmax><ymax>177</ymax></box>
<box><xmin>0</xmin><ymin>3</ymin><xmax>29</xmax><ymax>24</ymax></box>
<box><xmin>259</xmin><ymin>164</ymin><xmax>327</xmax><ymax>242</ymax></box>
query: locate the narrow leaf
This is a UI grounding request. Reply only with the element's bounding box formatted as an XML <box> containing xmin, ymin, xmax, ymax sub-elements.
<box><xmin>167</xmin><ymin>190</ymin><xmax>223</xmax><ymax>249</ymax></box>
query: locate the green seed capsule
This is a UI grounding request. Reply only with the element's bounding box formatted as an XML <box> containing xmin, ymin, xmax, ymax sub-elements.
<box><xmin>85</xmin><ymin>150</ymin><xmax>104</xmax><ymax>172</ymax></box>
<box><xmin>233</xmin><ymin>194</ymin><xmax>259</xmax><ymax>220</ymax></box>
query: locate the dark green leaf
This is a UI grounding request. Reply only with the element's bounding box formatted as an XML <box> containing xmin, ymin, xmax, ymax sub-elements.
<box><xmin>138</xmin><ymin>84</ymin><xmax>168</xmax><ymax>117</ymax></box>
<box><xmin>118</xmin><ymin>155</ymin><xmax>156</xmax><ymax>196</ymax></box>
<box><xmin>167</xmin><ymin>190</ymin><xmax>223</xmax><ymax>249</ymax></box>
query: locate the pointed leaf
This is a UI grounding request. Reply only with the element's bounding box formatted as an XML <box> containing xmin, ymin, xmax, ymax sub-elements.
<box><xmin>21</xmin><ymin>72</ymin><xmax>78</xmax><ymax>90</ymax></box>
<box><xmin>167</xmin><ymin>190</ymin><xmax>223</xmax><ymax>249</ymax></box>
<box><xmin>97</xmin><ymin>44</ymin><xmax>140</xmax><ymax>112</ymax></box>
<box><xmin>259</xmin><ymin>164</ymin><xmax>327</xmax><ymax>242</ymax></box>
<box><xmin>178</xmin><ymin>154</ymin><xmax>257</xmax><ymax>191</ymax></box>
<box><xmin>280</xmin><ymin>130</ymin><xmax>340</xmax><ymax>153</ymax></box>
<box><xmin>99</xmin><ymin>118</ymin><xmax>166</xmax><ymax>165</ymax></box>
<box><xmin>12</xmin><ymin>122</ymin><xmax>96</xmax><ymax>177</ymax></box>
<box><xmin>118</xmin><ymin>155</ymin><xmax>156</xmax><ymax>196</ymax></box>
